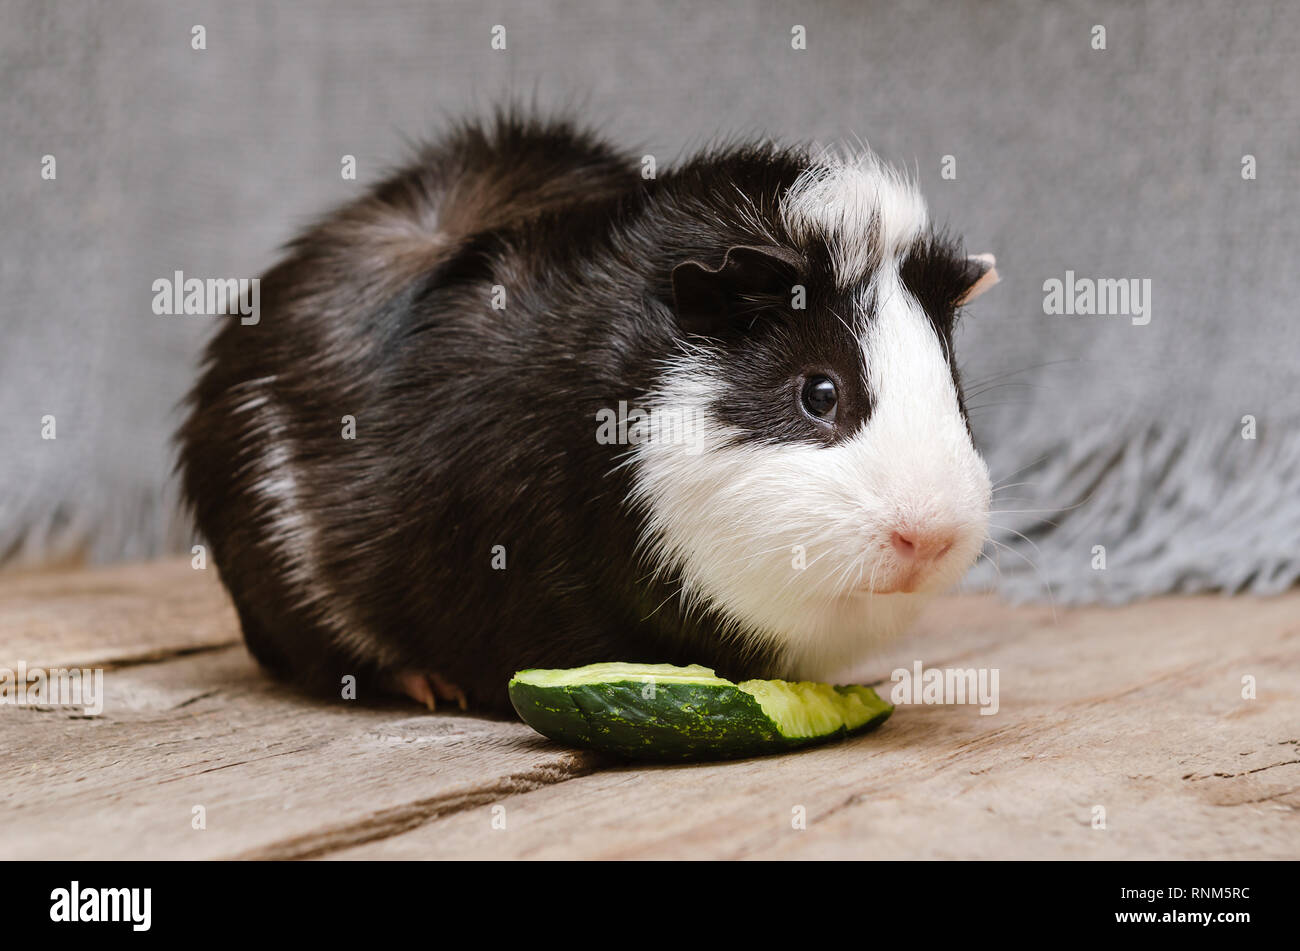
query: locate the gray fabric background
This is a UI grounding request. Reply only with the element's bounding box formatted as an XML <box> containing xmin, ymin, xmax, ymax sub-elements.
<box><xmin>2</xmin><ymin>0</ymin><xmax>1297</xmax><ymax>602</ymax></box>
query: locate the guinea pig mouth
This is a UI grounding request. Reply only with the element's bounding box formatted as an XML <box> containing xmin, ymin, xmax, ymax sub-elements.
<box><xmin>847</xmin><ymin>533</ymin><xmax>979</xmax><ymax>596</ymax></box>
<box><xmin>852</xmin><ymin>573</ymin><xmax>924</xmax><ymax>596</ymax></box>
<box><xmin>869</xmin><ymin>570</ymin><xmax>922</xmax><ymax>595</ymax></box>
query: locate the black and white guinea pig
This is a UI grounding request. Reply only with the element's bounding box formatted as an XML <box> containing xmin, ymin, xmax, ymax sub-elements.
<box><xmin>177</xmin><ymin>112</ymin><xmax>1000</xmax><ymax>713</ymax></box>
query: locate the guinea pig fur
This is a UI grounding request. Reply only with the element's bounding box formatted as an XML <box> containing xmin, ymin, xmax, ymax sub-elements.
<box><xmin>176</xmin><ymin>112</ymin><xmax>998</xmax><ymax>713</ymax></box>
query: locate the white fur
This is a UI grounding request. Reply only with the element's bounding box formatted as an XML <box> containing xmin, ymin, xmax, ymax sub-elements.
<box><xmin>781</xmin><ymin>151</ymin><xmax>928</xmax><ymax>287</ymax></box>
<box><xmin>229</xmin><ymin>377</ymin><xmax>395</xmax><ymax>664</ymax></box>
<box><xmin>859</xmin><ymin>268</ymin><xmax>991</xmax><ymax>576</ymax></box>
<box><xmin>631</xmin><ymin>159</ymin><xmax>989</xmax><ymax>680</ymax></box>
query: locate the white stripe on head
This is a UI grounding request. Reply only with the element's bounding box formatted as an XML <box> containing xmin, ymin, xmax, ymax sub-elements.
<box><xmin>781</xmin><ymin>150</ymin><xmax>928</xmax><ymax>287</ymax></box>
<box><xmin>857</xmin><ymin>268</ymin><xmax>991</xmax><ymax>546</ymax></box>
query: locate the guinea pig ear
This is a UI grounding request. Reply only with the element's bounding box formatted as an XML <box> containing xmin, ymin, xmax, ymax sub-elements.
<box><xmin>671</xmin><ymin>245</ymin><xmax>803</xmax><ymax>338</ymax></box>
<box><xmin>955</xmin><ymin>253</ymin><xmax>1000</xmax><ymax>305</ymax></box>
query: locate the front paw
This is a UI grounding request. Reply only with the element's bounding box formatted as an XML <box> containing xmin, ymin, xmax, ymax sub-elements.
<box><xmin>393</xmin><ymin>670</ymin><xmax>469</xmax><ymax>712</ymax></box>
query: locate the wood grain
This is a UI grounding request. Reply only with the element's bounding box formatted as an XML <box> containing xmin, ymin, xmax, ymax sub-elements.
<box><xmin>2</xmin><ymin>558</ymin><xmax>1296</xmax><ymax>859</ymax></box>
<box><xmin>325</xmin><ymin>593</ymin><xmax>1300</xmax><ymax>859</ymax></box>
<box><xmin>0</xmin><ymin>558</ymin><xmax>238</xmax><ymax>670</ymax></box>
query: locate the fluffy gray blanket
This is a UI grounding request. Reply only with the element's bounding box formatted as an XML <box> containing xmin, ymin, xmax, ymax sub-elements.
<box><xmin>2</xmin><ymin>0</ymin><xmax>1296</xmax><ymax>603</ymax></box>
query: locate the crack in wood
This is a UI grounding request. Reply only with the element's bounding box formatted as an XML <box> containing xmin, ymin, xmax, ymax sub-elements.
<box><xmin>93</xmin><ymin>642</ymin><xmax>241</xmax><ymax>671</ymax></box>
<box><xmin>232</xmin><ymin>760</ymin><xmax>601</xmax><ymax>860</ymax></box>
<box><xmin>153</xmin><ymin>745</ymin><xmax>323</xmax><ymax>783</ymax></box>
<box><xmin>1185</xmin><ymin>759</ymin><xmax>1300</xmax><ymax>782</ymax></box>
<box><xmin>171</xmin><ymin>688</ymin><xmax>223</xmax><ymax>710</ymax></box>
<box><xmin>1212</xmin><ymin>759</ymin><xmax>1300</xmax><ymax>780</ymax></box>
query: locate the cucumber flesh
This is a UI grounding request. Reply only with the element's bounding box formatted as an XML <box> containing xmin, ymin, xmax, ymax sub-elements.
<box><xmin>737</xmin><ymin>679</ymin><xmax>886</xmax><ymax>739</ymax></box>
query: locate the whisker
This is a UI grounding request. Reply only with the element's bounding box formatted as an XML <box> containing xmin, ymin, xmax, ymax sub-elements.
<box><xmin>985</xmin><ymin>536</ymin><xmax>1057</xmax><ymax>623</ymax></box>
<box><xmin>960</xmin><ymin>357</ymin><xmax>1084</xmax><ymax>392</ymax></box>
<box><xmin>992</xmin><ymin>491</ymin><xmax>1097</xmax><ymax>516</ymax></box>
<box><xmin>966</xmin><ymin>400</ymin><xmax>1035</xmax><ymax>412</ymax></box>
<box><xmin>991</xmin><ymin>481</ymin><xmax>1038</xmax><ymax>494</ymax></box>
<box><xmin>866</xmin><ymin>548</ymin><xmax>885</xmax><ymax>597</ymax></box>
<box><xmin>963</xmin><ymin>380</ymin><xmax>1042</xmax><ymax>400</ymax></box>
<box><xmin>991</xmin><ymin>453</ymin><xmax>1055</xmax><ymax>489</ymax></box>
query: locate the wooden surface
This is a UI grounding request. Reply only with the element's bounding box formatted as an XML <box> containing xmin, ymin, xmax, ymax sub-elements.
<box><xmin>1</xmin><ymin>558</ymin><xmax>1296</xmax><ymax>860</ymax></box>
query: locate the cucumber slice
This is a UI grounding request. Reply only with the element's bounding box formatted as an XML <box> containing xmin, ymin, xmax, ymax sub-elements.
<box><xmin>508</xmin><ymin>662</ymin><xmax>893</xmax><ymax>761</ymax></box>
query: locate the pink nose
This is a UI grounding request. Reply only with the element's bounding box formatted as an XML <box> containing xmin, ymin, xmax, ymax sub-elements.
<box><xmin>890</xmin><ymin>528</ymin><xmax>956</xmax><ymax>563</ymax></box>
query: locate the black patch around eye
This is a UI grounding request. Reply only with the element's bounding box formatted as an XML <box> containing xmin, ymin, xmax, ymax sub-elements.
<box><xmin>705</xmin><ymin>294</ymin><xmax>871</xmax><ymax>448</ymax></box>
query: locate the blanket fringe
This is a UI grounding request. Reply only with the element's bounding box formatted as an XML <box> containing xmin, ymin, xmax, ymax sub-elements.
<box><xmin>968</xmin><ymin>415</ymin><xmax>1300</xmax><ymax>604</ymax></box>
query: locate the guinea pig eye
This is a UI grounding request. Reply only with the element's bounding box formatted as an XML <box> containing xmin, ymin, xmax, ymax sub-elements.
<box><xmin>800</xmin><ymin>375</ymin><xmax>838</xmax><ymax>422</ymax></box>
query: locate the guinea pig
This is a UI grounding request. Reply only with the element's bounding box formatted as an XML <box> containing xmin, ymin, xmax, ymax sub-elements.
<box><xmin>176</xmin><ymin>112</ymin><xmax>1000</xmax><ymax>713</ymax></box>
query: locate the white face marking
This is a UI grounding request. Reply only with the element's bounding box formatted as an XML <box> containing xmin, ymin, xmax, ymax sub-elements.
<box><xmin>631</xmin><ymin>155</ymin><xmax>990</xmax><ymax>680</ymax></box>
<box><xmin>858</xmin><ymin>267</ymin><xmax>992</xmax><ymax>587</ymax></box>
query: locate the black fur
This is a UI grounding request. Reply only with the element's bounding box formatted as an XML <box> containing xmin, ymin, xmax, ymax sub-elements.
<box><xmin>176</xmin><ymin>112</ymin><xmax>981</xmax><ymax>712</ymax></box>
